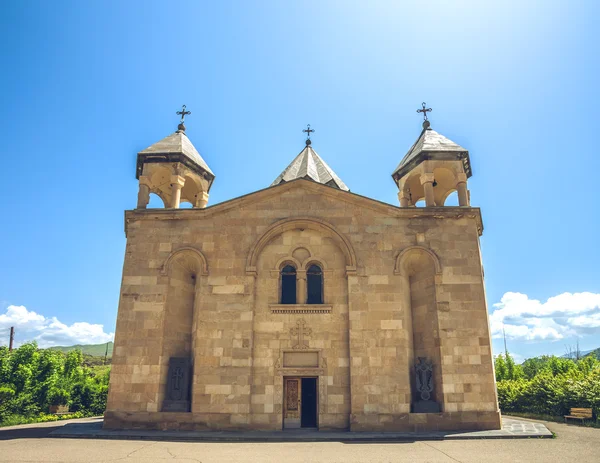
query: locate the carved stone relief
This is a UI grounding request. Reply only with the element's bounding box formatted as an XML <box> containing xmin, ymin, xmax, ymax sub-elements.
<box><xmin>290</xmin><ymin>319</ymin><xmax>312</xmax><ymax>350</ymax></box>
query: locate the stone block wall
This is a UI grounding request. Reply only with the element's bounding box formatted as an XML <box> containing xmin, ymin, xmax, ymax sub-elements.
<box><xmin>105</xmin><ymin>179</ymin><xmax>500</xmax><ymax>431</ymax></box>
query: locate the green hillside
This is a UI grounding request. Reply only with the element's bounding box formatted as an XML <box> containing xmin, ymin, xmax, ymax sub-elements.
<box><xmin>586</xmin><ymin>348</ymin><xmax>600</xmax><ymax>360</ymax></box>
<box><xmin>48</xmin><ymin>341</ymin><xmax>113</xmax><ymax>357</ymax></box>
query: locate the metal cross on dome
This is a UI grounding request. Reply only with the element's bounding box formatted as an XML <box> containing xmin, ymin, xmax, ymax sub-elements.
<box><xmin>176</xmin><ymin>104</ymin><xmax>191</xmax><ymax>123</ymax></box>
<box><xmin>417</xmin><ymin>102</ymin><xmax>432</xmax><ymax>121</ymax></box>
<box><xmin>302</xmin><ymin>124</ymin><xmax>315</xmax><ymax>140</ymax></box>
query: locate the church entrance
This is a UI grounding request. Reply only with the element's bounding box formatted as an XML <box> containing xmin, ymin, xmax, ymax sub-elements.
<box><xmin>283</xmin><ymin>377</ymin><xmax>318</xmax><ymax>429</ymax></box>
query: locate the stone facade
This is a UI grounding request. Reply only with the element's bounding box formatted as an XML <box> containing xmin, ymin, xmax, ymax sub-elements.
<box><xmin>105</xmin><ymin>178</ymin><xmax>501</xmax><ymax>432</ymax></box>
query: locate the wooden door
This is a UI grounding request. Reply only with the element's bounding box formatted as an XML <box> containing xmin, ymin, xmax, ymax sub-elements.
<box><xmin>283</xmin><ymin>377</ymin><xmax>301</xmax><ymax>429</ymax></box>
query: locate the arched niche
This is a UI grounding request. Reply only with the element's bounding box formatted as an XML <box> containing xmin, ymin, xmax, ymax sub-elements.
<box><xmin>161</xmin><ymin>247</ymin><xmax>209</xmax><ymax>277</ymax></box>
<box><xmin>246</xmin><ymin>217</ymin><xmax>357</xmax><ymax>275</ymax></box>
<box><xmin>394</xmin><ymin>246</ymin><xmax>442</xmax><ymax>276</ymax></box>
<box><xmin>395</xmin><ymin>245</ymin><xmax>444</xmax><ymax>411</ymax></box>
<box><xmin>158</xmin><ymin>247</ymin><xmax>208</xmax><ymax>411</ymax></box>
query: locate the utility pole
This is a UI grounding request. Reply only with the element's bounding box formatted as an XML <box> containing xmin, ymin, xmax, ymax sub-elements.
<box><xmin>9</xmin><ymin>327</ymin><xmax>14</xmax><ymax>352</ymax></box>
<box><xmin>104</xmin><ymin>341</ymin><xmax>109</xmax><ymax>365</ymax></box>
<box><xmin>503</xmin><ymin>323</ymin><xmax>508</xmax><ymax>356</ymax></box>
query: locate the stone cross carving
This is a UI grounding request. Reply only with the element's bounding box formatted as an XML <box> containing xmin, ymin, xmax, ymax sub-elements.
<box><xmin>162</xmin><ymin>357</ymin><xmax>191</xmax><ymax>412</ymax></box>
<box><xmin>417</xmin><ymin>102</ymin><xmax>432</xmax><ymax>121</ymax></box>
<box><xmin>413</xmin><ymin>356</ymin><xmax>440</xmax><ymax>413</ymax></box>
<box><xmin>290</xmin><ymin>319</ymin><xmax>312</xmax><ymax>350</ymax></box>
<box><xmin>171</xmin><ymin>366</ymin><xmax>184</xmax><ymax>399</ymax></box>
<box><xmin>415</xmin><ymin>357</ymin><xmax>434</xmax><ymax>400</ymax></box>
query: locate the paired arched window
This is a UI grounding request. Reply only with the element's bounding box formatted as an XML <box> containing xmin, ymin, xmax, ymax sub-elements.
<box><xmin>279</xmin><ymin>263</ymin><xmax>324</xmax><ymax>304</ymax></box>
<box><xmin>306</xmin><ymin>264</ymin><xmax>323</xmax><ymax>304</ymax></box>
<box><xmin>280</xmin><ymin>265</ymin><xmax>297</xmax><ymax>304</ymax></box>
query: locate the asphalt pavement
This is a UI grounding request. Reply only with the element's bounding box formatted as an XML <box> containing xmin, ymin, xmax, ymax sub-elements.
<box><xmin>0</xmin><ymin>416</ymin><xmax>598</xmax><ymax>462</ymax></box>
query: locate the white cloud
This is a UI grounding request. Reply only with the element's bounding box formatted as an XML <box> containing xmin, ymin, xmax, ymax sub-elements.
<box><xmin>490</xmin><ymin>292</ymin><xmax>600</xmax><ymax>342</ymax></box>
<box><xmin>0</xmin><ymin>305</ymin><xmax>114</xmax><ymax>348</ymax></box>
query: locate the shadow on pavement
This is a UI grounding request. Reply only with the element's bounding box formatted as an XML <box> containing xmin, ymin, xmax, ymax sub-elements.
<box><xmin>45</xmin><ymin>421</ymin><xmax>420</xmax><ymax>444</ymax></box>
<box><xmin>0</xmin><ymin>423</ymin><xmax>65</xmax><ymax>440</ymax></box>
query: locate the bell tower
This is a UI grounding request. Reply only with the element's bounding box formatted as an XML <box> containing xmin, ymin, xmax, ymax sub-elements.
<box><xmin>136</xmin><ymin>105</ymin><xmax>215</xmax><ymax>209</ymax></box>
<box><xmin>392</xmin><ymin>104</ymin><xmax>472</xmax><ymax>207</ymax></box>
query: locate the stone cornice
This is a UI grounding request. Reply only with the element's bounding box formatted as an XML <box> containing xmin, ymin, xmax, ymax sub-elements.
<box><xmin>269</xmin><ymin>304</ymin><xmax>333</xmax><ymax>314</ymax></box>
<box><xmin>124</xmin><ymin>179</ymin><xmax>484</xmax><ymax>237</ymax></box>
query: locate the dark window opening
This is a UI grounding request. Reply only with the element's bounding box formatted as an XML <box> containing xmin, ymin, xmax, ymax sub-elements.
<box><xmin>306</xmin><ymin>264</ymin><xmax>323</xmax><ymax>304</ymax></box>
<box><xmin>281</xmin><ymin>265</ymin><xmax>297</xmax><ymax>304</ymax></box>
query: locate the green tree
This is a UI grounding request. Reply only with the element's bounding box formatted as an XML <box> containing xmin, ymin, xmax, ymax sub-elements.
<box><xmin>505</xmin><ymin>352</ymin><xmax>524</xmax><ymax>380</ymax></box>
<box><xmin>495</xmin><ymin>354</ymin><xmax>508</xmax><ymax>382</ymax></box>
<box><xmin>0</xmin><ymin>343</ymin><xmax>112</xmax><ymax>426</ymax></box>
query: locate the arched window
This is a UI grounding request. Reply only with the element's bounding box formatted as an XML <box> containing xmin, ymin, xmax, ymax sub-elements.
<box><xmin>280</xmin><ymin>265</ymin><xmax>297</xmax><ymax>304</ymax></box>
<box><xmin>306</xmin><ymin>264</ymin><xmax>323</xmax><ymax>304</ymax></box>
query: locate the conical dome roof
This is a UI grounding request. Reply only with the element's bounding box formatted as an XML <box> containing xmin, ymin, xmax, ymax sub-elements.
<box><xmin>271</xmin><ymin>143</ymin><xmax>349</xmax><ymax>191</ymax></box>
<box><xmin>136</xmin><ymin>129</ymin><xmax>215</xmax><ymax>190</ymax></box>
<box><xmin>392</xmin><ymin>124</ymin><xmax>471</xmax><ymax>181</ymax></box>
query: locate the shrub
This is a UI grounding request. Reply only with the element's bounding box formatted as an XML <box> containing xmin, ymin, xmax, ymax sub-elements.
<box><xmin>496</xmin><ymin>354</ymin><xmax>600</xmax><ymax>420</ymax></box>
<box><xmin>48</xmin><ymin>388</ymin><xmax>70</xmax><ymax>406</ymax></box>
<box><xmin>0</xmin><ymin>343</ymin><xmax>110</xmax><ymax>426</ymax></box>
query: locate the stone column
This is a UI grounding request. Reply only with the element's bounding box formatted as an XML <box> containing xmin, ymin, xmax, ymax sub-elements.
<box><xmin>456</xmin><ymin>173</ymin><xmax>469</xmax><ymax>206</ymax></box>
<box><xmin>194</xmin><ymin>191</ymin><xmax>209</xmax><ymax>209</ymax></box>
<box><xmin>420</xmin><ymin>173</ymin><xmax>436</xmax><ymax>207</ymax></box>
<box><xmin>137</xmin><ymin>177</ymin><xmax>151</xmax><ymax>209</ymax></box>
<box><xmin>398</xmin><ymin>190</ymin><xmax>411</xmax><ymax>208</ymax></box>
<box><xmin>170</xmin><ymin>175</ymin><xmax>186</xmax><ymax>209</ymax></box>
<box><xmin>296</xmin><ymin>270</ymin><xmax>306</xmax><ymax>304</ymax></box>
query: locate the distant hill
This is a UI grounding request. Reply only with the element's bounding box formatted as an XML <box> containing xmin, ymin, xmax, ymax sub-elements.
<box><xmin>48</xmin><ymin>341</ymin><xmax>113</xmax><ymax>357</ymax></box>
<box><xmin>561</xmin><ymin>347</ymin><xmax>600</xmax><ymax>360</ymax></box>
<box><xmin>585</xmin><ymin>348</ymin><xmax>600</xmax><ymax>360</ymax></box>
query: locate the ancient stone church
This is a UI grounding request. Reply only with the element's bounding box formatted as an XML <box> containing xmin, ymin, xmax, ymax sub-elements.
<box><xmin>105</xmin><ymin>109</ymin><xmax>501</xmax><ymax>432</ymax></box>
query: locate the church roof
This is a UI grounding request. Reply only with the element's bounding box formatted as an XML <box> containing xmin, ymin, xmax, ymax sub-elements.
<box><xmin>138</xmin><ymin>130</ymin><xmax>214</xmax><ymax>175</ymax></box>
<box><xmin>392</xmin><ymin>124</ymin><xmax>471</xmax><ymax>181</ymax></box>
<box><xmin>136</xmin><ymin>130</ymin><xmax>215</xmax><ymax>191</ymax></box>
<box><xmin>271</xmin><ymin>143</ymin><xmax>349</xmax><ymax>191</ymax></box>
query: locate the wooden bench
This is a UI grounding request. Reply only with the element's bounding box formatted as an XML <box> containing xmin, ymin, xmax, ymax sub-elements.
<box><xmin>564</xmin><ymin>408</ymin><xmax>593</xmax><ymax>424</ymax></box>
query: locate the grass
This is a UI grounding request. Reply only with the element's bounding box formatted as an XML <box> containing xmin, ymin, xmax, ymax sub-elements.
<box><xmin>0</xmin><ymin>411</ymin><xmax>88</xmax><ymax>428</ymax></box>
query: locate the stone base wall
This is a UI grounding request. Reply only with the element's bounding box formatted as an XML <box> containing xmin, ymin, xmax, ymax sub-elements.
<box><xmin>350</xmin><ymin>411</ymin><xmax>502</xmax><ymax>432</ymax></box>
<box><xmin>104</xmin><ymin>411</ymin><xmax>249</xmax><ymax>431</ymax></box>
<box><xmin>104</xmin><ymin>410</ymin><xmax>502</xmax><ymax>432</ymax></box>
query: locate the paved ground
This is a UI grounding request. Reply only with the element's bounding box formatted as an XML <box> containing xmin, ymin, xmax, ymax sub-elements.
<box><xmin>0</xmin><ymin>416</ymin><xmax>598</xmax><ymax>462</ymax></box>
<box><xmin>46</xmin><ymin>416</ymin><xmax>552</xmax><ymax>441</ymax></box>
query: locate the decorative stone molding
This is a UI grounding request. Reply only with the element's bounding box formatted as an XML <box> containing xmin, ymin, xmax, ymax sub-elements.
<box><xmin>274</xmin><ymin>256</ymin><xmax>302</xmax><ymax>272</ymax></box>
<box><xmin>276</xmin><ymin>368</ymin><xmax>325</xmax><ymax>376</ymax></box>
<box><xmin>269</xmin><ymin>304</ymin><xmax>332</xmax><ymax>314</ymax></box>
<box><xmin>160</xmin><ymin>246</ymin><xmax>209</xmax><ymax>276</ymax></box>
<box><xmin>245</xmin><ymin>217</ymin><xmax>357</xmax><ymax>275</ymax></box>
<box><xmin>274</xmin><ymin>348</ymin><xmax>326</xmax><ymax>376</ymax></box>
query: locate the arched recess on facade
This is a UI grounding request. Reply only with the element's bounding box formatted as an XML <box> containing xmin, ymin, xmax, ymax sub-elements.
<box><xmin>161</xmin><ymin>246</ymin><xmax>209</xmax><ymax>277</ymax></box>
<box><xmin>245</xmin><ymin>217</ymin><xmax>357</xmax><ymax>275</ymax></box>
<box><xmin>394</xmin><ymin>245</ymin><xmax>441</xmax><ymax>276</ymax></box>
<box><xmin>395</xmin><ymin>245</ymin><xmax>444</xmax><ymax>412</ymax></box>
<box><xmin>158</xmin><ymin>246</ymin><xmax>208</xmax><ymax>410</ymax></box>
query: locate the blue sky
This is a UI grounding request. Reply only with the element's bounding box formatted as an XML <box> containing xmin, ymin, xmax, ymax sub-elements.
<box><xmin>0</xmin><ymin>1</ymin><xmax>599</xmax><ymax>360</ymax></box>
